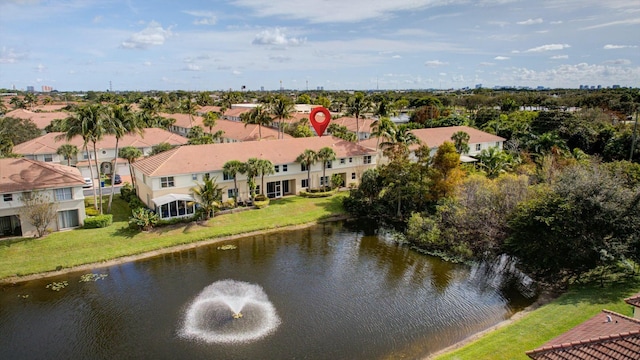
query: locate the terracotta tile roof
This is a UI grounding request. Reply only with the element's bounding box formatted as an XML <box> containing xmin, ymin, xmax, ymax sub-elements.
<box><xmin>212</xmin><ymin>119</ymin><xmax>291</xmax><ymax>141</ymax></box>
<box><xmin>13</xmin><ymin>128</ymin><xmax>188</xmax><ymax>155</ymax></box>
<box><xmin>331</xmin><ymin>116</ymin><xmax>375</xmax><ymax>133</ymax></box>
<box><xmin>133</xmin><ymin>136</ymin><xmax>375</xmax><ymax>177</ymax></box>
<box><xmin>223</xmin><ymin>107</ymin><xmax>252</xmax><ymax>118</ymax></box>
<box><xmin>3</xmin><ymin>109</ymin><xmax>69</xmax><ymax>129</ymax></box>
<box><xmin>625</xmin><ymin>293</ymin><xmax>640</xmax><ymax>308</ymax></box>
<box><xmin>410</xmin><ymin>126</ymin><xmax>505</xmax><ymax>149</ymax></box>
<box><xmin>0</xmin><ymin>158</ymin><xmax>85</xmax><ymax>193</ymax></box>
<box><xmin>197</xmin><ymin>105</ymin><xmax>222</xmax><ymax>114</ymax></box>
<box><xmin>526</xmin><ymin>310</ymin><xmax>640</xmax><ymax>360</ymax></box>
<box><xmin>358</xmin><ymin>125</ymin><xmax>505</xmax><ymax>151</ymax></box>
<box><xmin>159</xmin><ymin>112</ymin><xmax>204</xmax><ymax>129</ymax></box>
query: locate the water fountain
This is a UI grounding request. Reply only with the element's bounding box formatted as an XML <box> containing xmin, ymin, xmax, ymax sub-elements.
<box><xmin>179</xmin><ymin>280</ymin><xmax>281</xmax><ymax>344</ymax></box>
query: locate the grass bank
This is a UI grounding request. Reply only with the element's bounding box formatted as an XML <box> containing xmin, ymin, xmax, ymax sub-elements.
<box><xmin>433</xmin><ymin>277</ymin><xmax>640</xmax><ymax>360</ymax></box>
<box><xmin>0</xmin><ymin>193</ymin><xmax>346</xmax><ymax>281</ymax></box>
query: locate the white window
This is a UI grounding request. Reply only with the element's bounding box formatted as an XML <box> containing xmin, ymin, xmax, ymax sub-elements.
<box><xmin>161</xmin><ymin>176</ymin><xmax>175</xmax><ymax>188</ymax></box>
<box><xmin>43</xmin><ymin>154</ymin><xmax>53</xmax><ymax>162</ymax></box>
<box><xmin>351</xmin><ymin>173</ymin><xmax>356</xmax><ymax>180</ymax></box>
<box><xmin>223</xmin><ymin>172</ymin><xmax>234</xmax><ymax>181</ymax></box>
<box><xmin>340</xmin><ymin>158</ymin><xmax>346</xmax><ymax>164</ymax></box>
<box><xmin>282</xmin><ymin>165</ymin><xmax>288</xmax><ymax>172</ymax></box>
<box><xmin>349</xmin><ymin>157</ymin><xmax>353</xmax><ymax>163</ymax></box>
<box><xmin>275</xmin><ymin>165</ymin><xmax>280</xmax><ymax>173</ymax></box>
<box><xmin>476</xmin><ymin>144</ymin><xmax>481</xmax><ymax>151</ymax></box>
<box><xmin>325</xmin><ymin>161</ymin><xmax>332</xmax><ymax>169</ymax></box>
<box><xmin>301</xmin><ymin>179</ymin><xmax>308</xmax><ymax>188</ymax></box>
<box><xmin>192</xmin><ymin>174</ymin><xmax>198</xmax><ymax>181</ymax></box>
<box><xmin>58</xmin><ymin>209</ymin><xmax>79</xmax><ymax>229</ymax></box>
<box><xmin>320</xmin><ymin>176</ymin><xmax>329</xmax><ymax>186</ymax></box>
<box><xmin>228</xmin><ymin>188</ymin><xmax>237</xmax><ymax>199</ymax></box>
<box><xmin>55</xmin><ymin>188</ymin><xmax>73</xmax><ymax>201</ymax></box>
<box><xmin>495</xmin><ymin>142</ymin><xmax>500</xmax><ymax>147</ymax></box>
<box><xmin>301</xmin><ymin>163</ymin><xmax>308</xmax><ymax>172</ymax></box>
<box><xmin>364</xmin><ymin>155</ymin><xmax>372</xmax><ymax>164</ymax></box>
<box><xmin>3</xmin><ymin>194</ymin><xmax>12</xmax><ymax>201</ymax></box>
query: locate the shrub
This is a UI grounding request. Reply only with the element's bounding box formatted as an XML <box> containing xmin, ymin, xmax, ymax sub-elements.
<box><xmin>129</xmin><ymin>208</ymin><xmax>159</xmax><ymax>231</ymax></box>
<box><xmin>254</xmin><ymin>194</ymin><xmax>267</xmax><ymax>201</ymax></box>
<box><xmin>119</xmin><ymin>183</ymin><xmax>135</xmax><ymax>202</ymax></box>
<box><xmin>85</xmin><ymin>207</ymin><xmax>100</xmax><ymax>216</ymax></box>
<box><xmin>84</xmin><ymin>214</ymin><xmax>113</xmax><ymax>229</ymax></box>
<box><xmin>128</xmin><ymin>196</ymin><xmax>145</xmax><ymax>210</ymax></box>
<box><xmin>253</xmin><ymin>194</ymin><xmax>270</xmax><ymax>209</ymax></box>
<box><xmin>331</xmin><ymin>174</ymin><xmax>344</xmax><ymax>189</ymax></box>
<box><xmin>300</xmin><ymin>189</ymin><xmax>336</xmax><ymax>198</ymax></box>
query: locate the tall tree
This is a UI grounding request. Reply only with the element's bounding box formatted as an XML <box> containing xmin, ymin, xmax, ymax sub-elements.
<box><xmin>222</xmin><ymin>160</ymin><xmax>246</xmax><ymax>206</ymax></box>
<box><xmin>296</xmin><ymin>149</ymin><xmax>318</xmax><ymax>191</ymax></box>
<box><xmin>345</xmin><ymin>92</ymin><xmax>372</xmax><ymax>142</ymax></box>
<box><xmin>244</xmin><ymin>158</ymin><xmax>261</xmax><ymax>200</ymax></box>
<box><xmin>371</xmin><ymin>117</ymin><xmax>396</xmax><ymax>147</ymax></box>
<box><xmin>61</xmin><ymin>103</ymin><xmax>108</xmax><ymax>212</ymax></box>
<box><xmin>380</xmin><ymin>124</ymin><xmax>420</xmax><ymax>157</ymax></box>
<box><xmin>241</xmin><ymin>105</ymin><xmax>272</xmax><ymax>140</ymax></box>
<box><xmin>270</xmin><ymin>95</ymin><xmax>294</xmax><ymax>139</ymax></box>
<box><xmin>451</xmin><ymin>131</ymin><xmax>470</xmax><ymax>154</ymax></box>
<box><xmin>56</xmin><ymin>144</ymin><xmax>79</xmax><ymax>166</ymax></box>
<box><xmin>106</xmin><ymin>104</ymin><xmax>143</xmax><ymax>213</ymax></box>
<box><xmin>317</xmin><ymin>147</ymin><xmax>336</xmax><ymax>189</ymax></box>
<box><xmin>429</xmin><ymin>141</ymin><xmax>464</xmax><ymax>201</ymax></box>
<box><xmin>181</xmin><ymin>96</ymin><xmax>198</xmax><ymax>126</ymax></box>
<box><xmin>202</xmin><ymin>111</ymin><xmax>219</xmax><ymax>135</ymax></box>
<box><xmin>255</xmin><ymin>159</ymin><xmax>275</xmax><ymax>195</ymax></box>
<box><xmin>190</xmin><ymin>174</ymin><xmax>223</xmax><ymax>220</ymax></box>
<box><xmin>119</xmin><ymin>146</ymin><xmax>143</xmax><ymax>189</ymax></box>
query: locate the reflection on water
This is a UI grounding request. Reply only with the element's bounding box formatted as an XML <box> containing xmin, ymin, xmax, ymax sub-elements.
<box><xmin>0</xmin><ymin>221</ymin><xmax>536</xmax><ymax>360</ymax></box>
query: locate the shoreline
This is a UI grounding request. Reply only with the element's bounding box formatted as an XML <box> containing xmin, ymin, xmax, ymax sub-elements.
<box><xmin>425</xmin><ymin>290</ymin><xmax>557</xmax><ymax>359</ymax></box>
<box><xmin>0</xmin><ymin>216</ymin><xmax>347</xmax><ymax>285</ymax></box>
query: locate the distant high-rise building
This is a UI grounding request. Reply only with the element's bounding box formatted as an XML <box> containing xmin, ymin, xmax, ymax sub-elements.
<box><xmin>475</xmin><ymin>84</ymin><xmax>482</xmax><ymax>89</ymax></box>
<box><xmin>316</xmin><ymin>86</ymin><xmax>324</xmax><ymax>91</ymax></box>
<box><xmin>26</xmin><ymin>86</ymin><xmax>34</xmax><ymax>92</ymax></box>
<box><xmin>41</xmin><ymin>85</ymin><xmax>53</xmax><ymax>92</ymax></box>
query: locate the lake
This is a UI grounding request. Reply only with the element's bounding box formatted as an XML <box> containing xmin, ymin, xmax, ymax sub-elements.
<box><xmin>0</xmin><ymin>221</ymin><xmax>536</xmax><ymax>359</ymax></box>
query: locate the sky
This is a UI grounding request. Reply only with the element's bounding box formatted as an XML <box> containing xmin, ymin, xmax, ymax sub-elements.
<box><xmin>0</xmin><ymin>0</ymin><xmax>639</xmax><ymax>92</ymax></box>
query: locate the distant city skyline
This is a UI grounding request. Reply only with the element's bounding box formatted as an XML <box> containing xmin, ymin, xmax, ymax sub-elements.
<box><xmin>1</xmin><ymin>0</ymin><xmax>639</xmax><ymax>92</ymax></box>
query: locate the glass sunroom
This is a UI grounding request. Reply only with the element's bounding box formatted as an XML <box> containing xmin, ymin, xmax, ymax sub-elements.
<box><xmin>152</xmin><ymin>194</ymin><xmax>196</xmax><ymax>220</ymax></box>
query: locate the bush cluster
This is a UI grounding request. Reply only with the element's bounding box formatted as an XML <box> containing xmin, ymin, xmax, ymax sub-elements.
<box><xmin>84</xmin><ymin>214</ymin><xmax>113</xmax><ymax>229</ymax></box>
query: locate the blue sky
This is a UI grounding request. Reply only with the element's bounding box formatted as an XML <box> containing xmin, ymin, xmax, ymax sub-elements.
<box><xmin>1</xmin><ymin>0</ymin><xmax>639</xmax><ymax>91</ymax></box>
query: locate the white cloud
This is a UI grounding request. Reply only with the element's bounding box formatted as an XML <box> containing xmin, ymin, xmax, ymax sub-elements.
<box><xmin>252</xmin><ymin>28</ymin><xmax>306</xmax><ymax>46</ymax></box>
<box><xmin>183</xmin><ymin>64</ymin><xmax>201</xmax><ymax>71</ymax></box>
<box><xmin>550</xmin><ymin>55</ymin><xmax>569</xmax><ymax>59</ymax></box>
<box><xmin>121</xmin><ymin>21</ymin><xmax>173</xmax><ymax>49</ymax></box>
<box><xmin>425</xmin><ymin>60</ymin><xmax>448</xmax><ymax>67</ymax></box>
<box><xmin>582</xmin><ymin>17</ymin><xmax>640</xmax><ymax>30</ymax></box>
<box><xmin>392</xmin><ymin>55</ymin><xmax>402</xmax><ymax>59</ymax></box>
<box><xmin>524</xmin><ymin>44</ymin><xmax>570</xmax><ymax>52</ymax></box>
<box><xmin>517</xmin><ymin>18</ymin><xmax>543</xmax><ymax>25</ymax></box>
<box><xmin>269</xmin><ymin>55</ymin><xmax>291</xmax><ymax>63</ymax></box>
<box><xmin>232</xmin><ymin>0</ymin><xmax>485</xmax><ymax>23</ymax></box>
<box><xmin>232</xmin><ymin>70</ymin><xmax>242</xmax><ymax>75</ymax></box>
<box><xmin>494</xmin><ymin>56</ymin><xmax>510</xmax><ymax>60</ymax></box>
<box><xmin>603</xmin><ymin>59</ymin><xmax>631</xmax><ymax>65</ymax></box>
<box><xmin>604</xmin><ymin>44</ymin><xmax>638</xmax><ymax>49</ymax></box>
<box><xmin>183</xmin><ymin>10</ymin><xmax>217</xmax><ymax>25</ymax></box>
<box><xmin>550</xmin><ymin>20</ymin><xmax>563</xmax><ymax>25</ymax></box>
<box><xmin>0</xmin><ymin>46</ymin><xmax>28</xmax><ymax>63</ymax></box>
<box><xmin>92</xmin><ymin>15</ymin><xmax>103</xmax><ymax>24</ymax></box>
<box><xmin>143</xmin><ymin>61</ymin><xmax>152</xmax><ymax>66</ymax></box>
<box><xmin>479</xmin><ymin>62</ymin><xmax>495</xmax><ymax>66</ymax></box>
<box><xmin>35</xmin><ymin>63</ymin><xmax>46</xmax><ymax>72</ymax></box>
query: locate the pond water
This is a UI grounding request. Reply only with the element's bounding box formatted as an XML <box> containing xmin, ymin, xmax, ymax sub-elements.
<box><xmin>0</xmin><ymin>221</ymin><xmax>536</xmax><ymax>360</ymax></box>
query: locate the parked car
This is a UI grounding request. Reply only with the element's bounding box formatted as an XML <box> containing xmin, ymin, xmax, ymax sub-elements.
<box><xmin>83</xmin><ymin>177</ymin><xmax>93</xmax><ymax>188</ymax></box>
<box><xmin>113</xmin><ymin>174</ymin><xmax>122</xmax><ymax>185</ymax></box>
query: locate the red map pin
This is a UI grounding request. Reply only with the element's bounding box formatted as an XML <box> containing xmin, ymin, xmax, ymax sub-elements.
<box><xmin>309</xmin><ymin>106</ymin><xmax>331</xmax><ymax>137</ymax></box>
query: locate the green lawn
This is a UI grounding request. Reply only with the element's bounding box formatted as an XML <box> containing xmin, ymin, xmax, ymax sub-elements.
<box><xmin>0</xmin><ymin>193</ymin><xmax>346</xmax><ymax>280</ymax></box>
<box><xmin>435</xmin><ymin>278</ymin><xmax>640</xmax><ymax>360</ymax></box>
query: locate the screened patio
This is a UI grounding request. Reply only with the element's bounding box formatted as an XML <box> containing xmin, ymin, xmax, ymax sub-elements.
<box><xmin>152</xmin><ymin>194</ymin><xmax>196</xmax><ymax>220</ymax></box>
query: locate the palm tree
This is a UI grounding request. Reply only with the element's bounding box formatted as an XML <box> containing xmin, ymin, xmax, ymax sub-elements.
<box><xmin>23</xmin><ymin>93</ymin><xmax>37</xmax><ymax>110</ymax></box>
<box><xmin>296</xmin><ymin>149</ymin><xmax>318</xmax><ymax>191</ymax></box>
<box><xmin>222</xmin><ymin>160</ymin><xmax>246</xmax><ymax>206</ymax></box>
<box><xmin>191</xmin><ymin>174</ymin><xmax>223</xmax><ymax>220</ymax></box>
<box><xmin>244</xmin><ymin>158</ymin><xmax>261</xmax><ymax>200</ymax></box>
<box><xmin>255</xmin><ymin>159</ymin><xmax>275</xmax><ymax>195</ymax></box>
<box><xmin>181</xmin><ymin>96</ymin><xmax>198</xmax><ymax>126</ymax></box>
<box><xmin>241</xmin><ymin>105</ymin><xmax>272</xmax><ymax>140</ymax></box>
<box><xmin>476</xmin><ymin>146</ymin><xmax>515</xmax><ymax>178</ymax></box>
<box><xmin>106</xmin><ymin>104</ymin><xmax>143</xmax><ymax>213</ymax></box>
<box><xmin>202</xmin><ymin>111</ymin><xmax>219</xmax><ymax>134</ymax></box>
<box><xmin>370</xmin><ymin>117</ymin><xmax>396</xmax><ymax>147</ymax></box>
<box><xmin>56</xmin><ymin>144</ymin><xmax>79</xmax><ymax>166</ymax></box>
<box><xmin>61</xmin><ymin>103</ymin><xmax>108</xmax><ymax>212</ymax></box>
<box><xmin>119</xmin><ymin>146</ymin><xmax>143</xmax><ymax>188</ymax></box>
<box><xmin>317</xmin><ymin>147</ymin><xmax>336</xmax><ymax>190</ymax></box>
<box><xmin>380</xmin><ymin>124</ymin><xmax>420</xmax><ymax>158</ymax></box>
<box><xmin>345</xmin><ymin>92</ymin><xmax>372</xmax><ymax>142</ymax></box>
<box><xmin>270</xmin><ymin>96</ymin><xmax>294</xmax><ymax>139</ymax></box>
<box><xmin>451</xmin><ymin>131</ymin><xmax>471</xmax><ymax>154</ymax></box>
